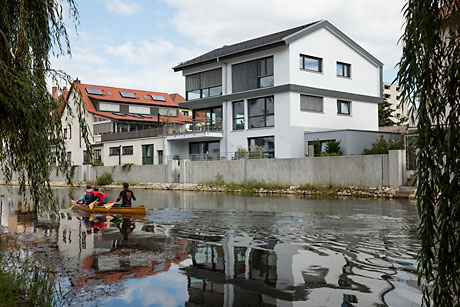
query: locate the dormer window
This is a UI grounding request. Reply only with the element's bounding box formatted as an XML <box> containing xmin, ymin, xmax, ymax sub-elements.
<box><xmin>186</xmin><ymin>68</ymin><xmax>222</xmax><ymax>100</ymax></box>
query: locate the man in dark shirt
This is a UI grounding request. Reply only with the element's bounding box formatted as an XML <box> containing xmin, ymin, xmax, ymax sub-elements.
<box><xmin>116</xmin><ymin>182</ymin><xmax>136</xmax><ymax>207</ymax></box>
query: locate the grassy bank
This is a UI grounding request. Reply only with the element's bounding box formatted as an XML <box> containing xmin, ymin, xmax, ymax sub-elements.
<box><xmin>0</xmin><ymin>238</ymin><xmax>66</xmax><ymax>306</ymax></box>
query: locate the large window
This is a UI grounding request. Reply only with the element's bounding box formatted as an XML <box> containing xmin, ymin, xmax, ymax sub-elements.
<box><xmin>186</xmin><ymin>68</ymin><xmax>222</xmax><ymax>100</ymax></box>
<box><xmin>122</xmin><ymin>146</ymin><xmax>133</xmax><ymax>155</ymax></box>
<box><xmin>300</xmin><ymin>55</ymin><xmax>322</xmax><ymax>72</ymax></box>
<box><xmin>232</xmin><ymin>56</ymin><xmax>273</xmax><ymax>93</ymax></box>
<box><xmin>248</xmin><ymin>136</ymin><xmax>275</xmax><ymax>158</ymax></box>
<box><xmin>67</xmin><ymin>152</ymin><xmax>72</xmax><ymax>164</ymax></box>
<box><xmin>337</xmin><ymin>62</ymin><xmax>351</xmax><ymax>78</ymax></box>
<box><xmin>301</xmin><ymin>95</ymin><xmax>323</xmax><ymax>112</ymax></box>
<box><xmin>232</xmin><ymin>101</ymin><xmax>244</xmax><ymax>130</ymax></box>
<box><xmin>142</xmin><ymin>144</ymin><xmax>154</xmax><ymax>165</ymax></box>
<box><xmin>189</xmin><ymin>141</ymin><xmax>220</xmax><ymax>161</ymax></box>
<box><xmin>194</xmin><ymin>107</ymin><xmax>222</xmax><ymax>126</ymax></box>
<box><xmin>337</xmin><ymin>100</ymin><xmax>351</xmax><ymax>115</ymax></box>
<box><xmin>248</xmin><ymin>96</ymin><xmax>274</xmax><ymax>128</ymax></box>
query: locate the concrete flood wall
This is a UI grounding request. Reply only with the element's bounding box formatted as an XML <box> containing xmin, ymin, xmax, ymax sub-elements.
<box><xmin>181</xmin><ymin>150</ymin><xmax>406</xmax><ymax>187</ymax></box>
<box><xmin>2</xmin><ymin>164</ymin><xmax>170</xmax><ymax>184</ymax></box>
<box><xmin>1</xmin><ymin>150</ymin><xmax>406</xmax><ymax>187</ymax></box>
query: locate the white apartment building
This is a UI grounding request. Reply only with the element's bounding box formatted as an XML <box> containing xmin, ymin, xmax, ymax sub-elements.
<box><xmin>60</xmin><ymin>81</ymin><xmax>190</xmax><ymax>166</ymax></box>
<box><xmin>383</xmin><ymin>82</ymin><xmax>408</xmax><ymax>124</ymax></box>
<box><xmin>166</xmin><ymin>20</ymin><xmax>383</xmax><ymax>159</ymax></box>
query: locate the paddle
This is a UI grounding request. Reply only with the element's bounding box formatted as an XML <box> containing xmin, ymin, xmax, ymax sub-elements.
<box><xmin>103</xmin><ymin>202</ymin><xmax>115</xmax><ymax>209</ymax></box>
<box><xmin>70</xmin><ymin>200</ymin><xmax>76</xmax><ymax>210</ymax></box>
<box><xmin>88</xmin><ymin>200</ymin><xmax>97</xmax><ymax>210</ymax></box>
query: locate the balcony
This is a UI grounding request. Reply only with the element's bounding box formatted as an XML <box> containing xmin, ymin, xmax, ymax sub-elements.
<box><xmin>101</xmin><ymin>127</ymin><xmax>163</xmax><ymax>142</ymax></box>
<box><xmin>165</xmin><ymin>119</ymin><xmax>223</xmax><ymax>141</ymax></box>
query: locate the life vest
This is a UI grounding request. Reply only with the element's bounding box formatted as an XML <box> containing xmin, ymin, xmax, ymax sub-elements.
<box><xmin>102</xmin><ymin>193</ymin><xmax>108</xmax><ymax>204</ymax></box>
<box><xmin>84</xmin><ymin>190</ymin><xmax>94</xmax><ymax>202</ymax></box>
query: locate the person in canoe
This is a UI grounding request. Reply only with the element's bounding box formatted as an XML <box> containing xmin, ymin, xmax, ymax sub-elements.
<box><xmin>77</xmin><ymin>184</ymin><xmax>94</xmax><ymax>204</ymax></box>
<box><xmin>116</xmin><ymin>182</ymin><xmax>136</xmax><ymax>207</ymax></box>
<box><xmin>97</xmin><ymin>187</ymin><xmax>108</xmax><ymax>205</ymax></box>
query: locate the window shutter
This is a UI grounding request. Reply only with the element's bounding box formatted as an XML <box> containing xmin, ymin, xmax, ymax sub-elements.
<box><xmin>186</xmin><ymin>73</ymin><xmax>200</xmax><ymax>91</ymax></box>
<box><xmin>200</xmin><ymin>68</ymin><xmax>222</xmax><ymax>88</ymax></box>
<box><xmin>301</xmin><ymin>95</ymin><xmax>323</xmax><ymax>112</ymax></box>
<box><xmin>232</xmin><ymin>60</ymin><xmax>258</xmax><ymax>92</ymax></box>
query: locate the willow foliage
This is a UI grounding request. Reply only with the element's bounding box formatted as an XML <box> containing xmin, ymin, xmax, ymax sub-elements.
<box><xmin>398</xmin><ymin>1</ymin><xmax>460</xmax><ymax>305</ymax></box>
<box><xmin>0</xmin><ymin>0</ymin><xmax>90</xmax><ymax>212</ymax></box>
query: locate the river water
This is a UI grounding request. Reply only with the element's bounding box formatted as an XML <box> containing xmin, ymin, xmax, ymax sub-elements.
<box><xmin>0</xmin><ymin>186</ymin><xmax>421</xmax><ymax>307</ymax></box>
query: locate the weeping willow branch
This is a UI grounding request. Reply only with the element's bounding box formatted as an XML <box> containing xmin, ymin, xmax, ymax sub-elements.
<box><xmin>0</xmin><ymin>0</ymin><xmax>91</xmax><ymax>212</ymax></box>
<box><xmin>397</xmin><ymin>1</ymin><xmax>460</xmax><ymax>306</ymax></box>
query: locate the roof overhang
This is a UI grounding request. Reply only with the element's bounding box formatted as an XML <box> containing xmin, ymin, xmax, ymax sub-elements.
<box><xmin>173</xmin><ymin>41</ymin><xmax>286</xmax><ymax>72</ymax></box>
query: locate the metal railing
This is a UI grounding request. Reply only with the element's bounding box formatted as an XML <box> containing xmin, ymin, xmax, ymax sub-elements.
<box><xmin>166</xmin><ymin>151</ymin><xmax>274</xmax><ymax>162</ymax></box>
<box><xmin>164</xmin><ymin>119</ymin><xmax>223</xmax><ymax>136</ymax></box>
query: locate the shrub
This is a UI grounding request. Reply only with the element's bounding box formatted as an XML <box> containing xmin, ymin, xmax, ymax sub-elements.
<box><xmin>363</xmin><ymin>135</ymin><xmax>404</xmax><ymax>155</ymax></box>
<box><xmin>248</xmin><ymin>151</ymin><xmax>265</xmax><ymax>159</ymax></box>
<box><xmin>121</xmin><ymin>163</ymin><xmax>134</xmax><ymax>172</ymax></box>
<box><xmin>322</xmin><ymin>140</ymin><xmax>343</xmax><ymax>156</ymax></box>
<box><xmin>213</xmin><ymin>174</ymin><xmax>224</xmax><ymax>185</ymax></box>
<box><xmin>0</xmin><ymin>241</ymin><xmax>67</xmax><ymax>306</ymax></box>
<box><xmin>236</xmin><ymin>147</ymin><xmax>248</xmax><ymax>159</ymax></box>
<box><xmin>95</xmin><ymin>172</ymin><xmax>113</xmax><ymax>185</ymax></box>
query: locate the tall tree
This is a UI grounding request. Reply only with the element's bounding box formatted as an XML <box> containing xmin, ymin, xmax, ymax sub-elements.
<box><xmin>0</xmin><ymin>0</ymin><xmax>90</xmax><ymax>211</ymax></box>
<box><xmin>378</xmin><ymin>98</ymin><xmax>397</xmax><ymax>126</ymax></box>
<box><xmin>398</xmin><ymin>1</ymin><xmax>460</xmax><ymax>306</ymax></box>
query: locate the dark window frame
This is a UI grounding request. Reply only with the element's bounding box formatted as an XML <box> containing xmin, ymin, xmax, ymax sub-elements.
<box><xmin>83</xmin><ymin>150</ymin><xmax>91</xmax><ymax>165</ymax></box>
<box><xmin>300</xmin><ymin>54</ymin><xmax>323</xmax><ymax>72</ymax></box>
<box><xmin>232</xmin><ymin>56</ymin><xmax>274</xmax><ymax>93</ymax></box>
<box><xmin>336</xmin><ymin>62</ymin><xmax>351</xmax><ymax>78</ymax></box>
<box><xmin>232</xmin><ymin>100</ymin><xmax>245</xmax><ymax>130</ymax></box>
<box><xmin>337</xmin><ymin>100</ymin><xmax>351</xmax><ymax>115</ymax></box>
<box><xmin>94</xmin><ymin>149</ymin><xmax>102</xmax><ymax>163</ymax></box>
<box><xmin>142</xmin><ymin>144</ymin><xmax>154</xmax><ymax>165</ymax></box>
<box><xmin>248</xmin><ymin>96</ymin><xmax>274</xmax><ymax>129</ymax></box>
<box><xmin>248</xmin><ymin>136</ymin><xmax>275</xmax><ymax>158</ymax></box>
<box><xmin>122</xmin><ymin>146</ymin><xmax>133</xmax><ymax>155</ymax></box>
<box><xmin>186</xmin><ymin>68</ymin><xmax>222</xmax><ymax>100</ymax></box>
<box><xmin>109</xmin><ymin>146</ymin><xmax>120</xmax><ymax>156</ymax></box>
<box><xmin>300</xmin><ymin>94</ymin><xmax>324</xmax><ymax>113</ymax></box>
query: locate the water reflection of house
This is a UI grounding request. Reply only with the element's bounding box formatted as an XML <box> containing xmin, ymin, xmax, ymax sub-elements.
<box><xmin>0</xmin><ymin>197</ymin><xmax>58</xmax><ymax>243</ymax></box>
<box><xmin>169</xmin><ymin>229</ymin><xmax>369</xmax><ymax>307</ymax></box>
<box><xmin>57</xmin><ymin>211</ymin><xmax>189</xmax><ymax>288</ymax></box>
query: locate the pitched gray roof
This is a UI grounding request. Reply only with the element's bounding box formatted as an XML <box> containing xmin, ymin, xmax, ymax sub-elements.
<box><xmin>173</xmin><ymin>21</ymin><xmax>321</xmax><ymax>72</ymax></box>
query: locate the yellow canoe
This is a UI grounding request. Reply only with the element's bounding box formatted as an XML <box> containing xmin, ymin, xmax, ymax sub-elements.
<box><xmin>70</xmin><ymin>200</ymin><xmax>146</xmax><ymax>215</ymax></box>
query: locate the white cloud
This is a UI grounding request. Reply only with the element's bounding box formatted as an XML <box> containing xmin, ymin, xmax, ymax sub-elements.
<box><xmin>105</xmin><ymin>0</ymin><xmax>142</xmax><ymax>16</ymax></box>
<box><xmin>164</xmin><ymin>0</ymin><xmax>405</xmax><ymax>75</ymax></box>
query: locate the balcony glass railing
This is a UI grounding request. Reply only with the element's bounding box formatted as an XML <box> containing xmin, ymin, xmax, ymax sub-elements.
<box><xmin>164</xmin><ymin>119</ymin><xmax>223</xmax><ymax>136</ymax></box>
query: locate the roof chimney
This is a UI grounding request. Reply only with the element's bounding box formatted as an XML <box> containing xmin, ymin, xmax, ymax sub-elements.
<box><xmin>74</xmin><ymin>78</ymin><xmax>81</xmax><ymax>84</ymax></box>
<box><xmin>52</xmin><ymin>86</ymin><xmax>58</xmax><ymax>99</ymax></box>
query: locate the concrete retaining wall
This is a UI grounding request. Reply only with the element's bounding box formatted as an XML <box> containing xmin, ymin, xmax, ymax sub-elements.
<box><xmin>180</xmin><ymin>150</ymin><xmax>406</xmax><ymax>187</ymax></box>
<box><xmin>1</xmin><ymin>151</ymin><xmax>406</xmax><ymax>188</ymax></box>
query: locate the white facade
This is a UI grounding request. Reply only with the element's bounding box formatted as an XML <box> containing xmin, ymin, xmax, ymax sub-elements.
<box><xmin>169</xmin><ymin>21</ymin><xmax>382</xmax><ymax>159</ymax></box>
<box><xmin>383</xmin><ymin>82</ymin><xmax>409</xmax><ymax>123</ymax></box>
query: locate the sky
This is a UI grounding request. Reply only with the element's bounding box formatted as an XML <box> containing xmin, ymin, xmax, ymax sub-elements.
<box><xmin>52</xmin><ymin>0</ymin><xmax>406</xmax><ymax>95</ymax></box>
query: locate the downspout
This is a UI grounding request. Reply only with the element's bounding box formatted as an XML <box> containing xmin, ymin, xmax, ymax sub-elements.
<box><xmin>217</xmin><ymin>57</ymin><xmax>228</xmax><ymax>158</ymax></box>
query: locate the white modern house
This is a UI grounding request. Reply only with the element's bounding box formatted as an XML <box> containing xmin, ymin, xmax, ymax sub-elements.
<box><xmin>167</xmin><ymin>20</ymin><xmax>384</xmax><ymax>159</ymax></box>
<box><xmin>59</xmin><ymin>80</ymin><xmax>191</xmax><ymax>166</ymax></box>
<box><xmin>383</xmin><ymin>82</ymin><xmax>408</xmax><ymax>124</ymax></box>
